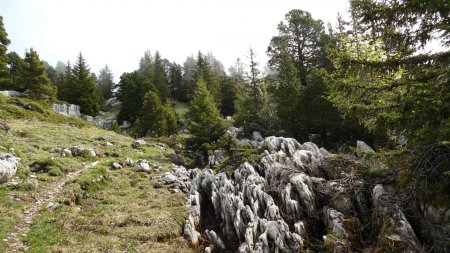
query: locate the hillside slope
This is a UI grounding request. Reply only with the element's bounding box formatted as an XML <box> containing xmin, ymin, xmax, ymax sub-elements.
<box><xmin>0</xmin><ymin>95</ymin><xmax>191</xmax><ymax>252</ymax></box>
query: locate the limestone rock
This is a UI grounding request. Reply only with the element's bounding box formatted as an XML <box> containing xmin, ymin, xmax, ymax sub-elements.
<box><xmin>69</xmin><ymin>146</ymin><xmax>96</xmax><ymax>157</ymax></box>
<box><xmin>124</xmin><ymin>157</ymin><xmax>134</xmax><ymax>166</ymax></box>
<box><xmin>111</xmin><ymin>162</ymin><xmax>122</xmax><ymax>170</ymax></box>
<box><xmin>52</xmin><ymin>103</ymin><xmax>81</xmax><ymax>118</ymax></box>
<box><xmin>0</xmin><ymin>153</ymin><xmax>20</xmax><ymax>183</ymax></box>
<box><xmin>132</xmin><ymin>139</ymin><xmax>146</xmax><ymax>148</ymax></box>
<box><xmin>356</xmin><ymin>140</ymin><xmax>375</xmax><ymax>154</ymax></box>
<box><xmin>133</xmin><ymin>159</ymin><xmax>151</xmax><ymax>173</ymax></box>
<box><xmin>0</xmin><ymin>90</ymin><xmax>22</xmax><ymax>97</ymax></box>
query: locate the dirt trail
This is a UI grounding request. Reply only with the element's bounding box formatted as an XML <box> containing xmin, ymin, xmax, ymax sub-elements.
<box><xmin>3</xmin><ymin>161</ymin><xmax>98</xmax><ymax>252</ymax></box>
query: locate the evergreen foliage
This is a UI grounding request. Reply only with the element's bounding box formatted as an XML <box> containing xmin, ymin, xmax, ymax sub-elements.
<box><xmin>0</xmin><ymin>16</ymin><xmax>11</xmax><ymax>89</ymax></box>
<box><xmin>136</xmin><ymin>91</ymin><xmax>166</xmax><ymax>136</ymax></box>
<box><xmin>20</xmin><ymin>49</ymin><xmax>56</xmax><ymax>101</ymax></box>
<box><xmin>186</xmin><ymin>78</ymin><xmax>226</xmax><ymax>151</ymax></box>
<box><xmin>116</xmin><ymin>71</ymin><xmax>152</xmax><ymax>124</ymax></box>
<box><xmin>152</xmin><ymin>51</ymin><xmax>170</xmax><ymax>103</ymax></box>
<box><xmin>6</xmin><ymin>52</ymin><xmax>25</xmax><ymax>90</ymax></box>
<box><xmin>60</xmin><ymin>53</ymin><xmax>100</xmax><ymax>115</ymax></box>
<box><xmin>97</xmin><ymin>65</ymin><xmax>114</xmax><ymax>102</ymax></box>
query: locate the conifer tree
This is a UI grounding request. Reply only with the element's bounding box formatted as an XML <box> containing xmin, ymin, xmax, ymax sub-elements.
<box><xmin>152</xmin><ymin>51</ymin><xmax>170</xmax><ymax>103</ymax></box>
<box><xmin>7</xmin><ymin>52</ymin><xmax>25</xmax><ymax>90</ymax></box>
<box><xmin>97</xmin><ymin>65</ymin><xmax>114</xmax><ymax>101</ymax></box>
<box><xmin>186</xmin><ymin>78</ymin><xmax>226</xmax><ymax>151</ymax></box>
<box><xmin>169</xmin><ymin>62</ymin><xmax>183</xmax><ymax>100</ymax></box>
<box><xmin>0</xmin><ymin>16</ymin><xmax>11</xmax><ymax>89</ymax></box>
<box><xmin>20</xmin><ymin>48</ymin><xmax>56</xmax><ymax>101</ymax></box>
<box><xmin>117</xmin><ymin>71</ymin><xmax>153</xmax><ymax>124</ymax></box>
<box><xmin>57</xmin><ymin>62</ymin><xmax>73</xmax><ymax>101</ymax></box>
<box><xmin>136</xmin><ymin>91</ymin><xmax>166</xmax><ymax>136</ymax></box>
<box><xmin>273</xmin><ymin>43</ymin><xmax>303</xmax><ymax>137</ymax></box>
<box><xmin>68</xmin><ymin>53</ymin><xmax>100</xmax><ymax>115</ymax></box>
<box><xmin>163</xmin><ymin>102</ymin><xmax>178</xmax><ymax>135</ymax></box>
<box><xmin>193</xmin><ymin>52</ymin><xmax>220</xmax><ymax>103</ymax></box>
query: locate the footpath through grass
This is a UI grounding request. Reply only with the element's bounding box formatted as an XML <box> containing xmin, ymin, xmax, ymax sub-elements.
<box><xmin>0</xmin><ymin>95</ymin><xmax>192</xmax><ymax>252</ymax></box>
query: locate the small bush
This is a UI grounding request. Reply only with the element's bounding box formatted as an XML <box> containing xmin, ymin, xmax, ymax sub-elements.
<box><xmin>30</xmin><ymin>158</ymin><xmax>65</xmax><ymax>176</ymax></box>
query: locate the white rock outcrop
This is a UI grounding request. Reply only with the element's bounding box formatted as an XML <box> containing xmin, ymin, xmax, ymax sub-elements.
<box><xmin>0</xmin><ymin>153</ymin><xmax>20</xmax><ymax>183</ymax></box>
<box><xmin>52</xmin><ymin>103</ymin><xmax>81</xmax><ymax>118</ymax></box>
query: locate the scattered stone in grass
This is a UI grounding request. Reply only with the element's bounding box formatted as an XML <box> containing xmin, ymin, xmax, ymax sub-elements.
<box><xmin>105</xmin><ymin>141</ymin><xmax>113</xmax><ymax>146</ymax></box>
<box><xmin>124</xmin><ymin>157</ymin><xmax>134</xmax><ymax>166</ymax></box>
<box><xmin>111</xmin><ymin>162</ymin><xmax>123</xmax><ymax>170</ymax></box>
<box><xmin>132</xmin><ymin>139</ymin><xmax>146</xmax><ymax>148</ymax></box>
<box><xmin>153</xmin><ymin>182</ymin><xmax>162</xmax><ymax>189</ymax></box>
<box><xmin>133</xmin><ymin>159</ymin><xmax>151</xmax><ymax>173</ymax></box>
<box><xmin>161</xmin><ymin>173</ymin><xmax>178</xmax><ymax>184</ymax></box>
<box><xmin>169</xmin><ymin>188</ymin><xmax>181</xmax><ymax>193</ymax></box>
<box><xmin>154</xmin><ymin>143</ymin><xmax>166</xmax><ymax>150</ymax></box>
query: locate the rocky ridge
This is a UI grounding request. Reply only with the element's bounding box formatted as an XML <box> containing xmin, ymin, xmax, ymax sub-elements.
<box><xmin>171</xmin><ymin>134</ymin><xmax>426</xmax><ymax>252</ymax></box>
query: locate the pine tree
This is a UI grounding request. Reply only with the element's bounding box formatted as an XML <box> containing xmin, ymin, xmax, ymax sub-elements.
<box><xmin>152</xmin><ymin>51</ymin><xmax>170</xmax><ymax>103</ymax></box>
<box><xmin>192</xmin><ymin>52</ymin><xmax>220</xmax><ymax>103</ymax></box>
<box><xmin>7</xmin><ymin>51</ymin><xmax>25</xmax><ymax>90</ymax></box>
<box><xmin>163</xmin><ymin>102</ymin><xmax>178</xmax><ymax>135</ymax></box>
<box><xmin>267</xmin><ymin>9</ymin><xmax>329</xmax><ymax>85</ymax></box>
<box><xmin>69</xmin><ymin>53</ymin><xmax>100</xmax><ymax>115</ymax></box>
<box><xmin>136</xmin><ymin>91</ymin><xmax>166</xmax><ymax>136</ymax></box>
<box><xmin>97</xmin><ymin>65</ymin><xmax>114</xmax><ymax>101</ymax></box>
<box><xmin>0</xmin><ymin>16</ymin><xmax>11</xmax><ymax>89</ymax></box>
<box><xmin>169</xmin><ymin>62</ymin><xmax>183</xmax><ymax>101</ymax></box>
<box><xmin>186</xmin><ymin>78</ymin><xmax>226</xmax><ymax>151</ymax></box>
<box><xmin>20</xmin><ymin>48</ymin><xmax>56</xmax><ymax>101</ymax></box>
<box><xmin>273</xmin><ymin>44</ymin><xmax>303</xmax><ymax>137</ymax></box>
<box><xmin>57</xmin><ymin>61</ymin><xmax>73</xmax><ymax>101</ymax></box>
<box><xmin>117</xmin><ymin>71</ymin><xmax>153</xmax><ymax>124</ymax></box>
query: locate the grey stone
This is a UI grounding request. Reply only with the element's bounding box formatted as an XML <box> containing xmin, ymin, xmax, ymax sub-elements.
<box><xmin>0</xmin><ymin>153</ymin><xmax>20</xmax><ymax>183</ymax></box>
<box><xmin>52</xmin><ymin>103</ymin><xmax>81</xmax><ymax>118</ymax></box>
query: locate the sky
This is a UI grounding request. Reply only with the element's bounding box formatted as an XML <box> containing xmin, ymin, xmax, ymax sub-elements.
<box><xmin>0</xmin><ymin>0</ymin><xmax>350</xmax><ymax>82</ymax></box>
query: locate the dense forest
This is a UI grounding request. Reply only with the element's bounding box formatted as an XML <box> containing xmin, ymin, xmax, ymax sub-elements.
<box><xmin>0</xmin><ymin>0</ymin><xmax>449</xmax><ymax>252</ymax></box>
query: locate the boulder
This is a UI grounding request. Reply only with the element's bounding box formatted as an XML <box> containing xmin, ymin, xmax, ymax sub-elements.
<box><xmin>120</xmin><ymin>121</ymin><xmax>131</xmax><ymax>129</ymax></box>
<box><xmin>356</xmin><ymin>140</ymin><xmax>375</xmax><ymax>154</ymax></box>
<box><xmin>252</xmin><ymin>131</ymin><xmax>263</xmax><ymax>142</ymax></box>
<box><xmin>52</xmin><ymin>103</ymin><xmax>81</xmax><ymax>118</ymax></box>
<box><xmin>0</xmin><ymin>153</ymin><xmax>20</xmax><ymax>183</ymax></box>
<box><xmin>0</xmin><ymin>90</ymin><xmax>22</xmax><ymax>97</ymax></box>
<box><xmin>132</xmin><ymin>139</ymin><xmax>146</xmax><ymax>148</ymax></box>
<box><xmin>111</xmin><ymin>162</ymin><xmax>122</xmax><ymax>170</ymax></box>
<box><xmin>161</xmin><ymin>173</ymin><xmax>178</xmax><ymax>184</ymax></box>
<box><xmin>69</xmin><ymin>146</ymin><xmax>96</xmax><ymax>157</ymax></box>
<box><xmin>124</xmin><ymin>157</ymin><xmax>134</xmax><ymax>166</ymax></box>
<box><xmin>133</xmin><ymin>159</ymin><xmax>151</xmax><ymax>173</ymax></box>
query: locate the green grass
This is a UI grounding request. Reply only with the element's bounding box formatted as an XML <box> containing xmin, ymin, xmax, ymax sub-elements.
<box><xmin>173</xmin><ymin>100</ymin><xmax>189</xmax><ymax>117</ymax></box>
<box><xmin>0</xmin><ymin>95</ymin><xmax>192</xmax><ymax>252</ymax></box>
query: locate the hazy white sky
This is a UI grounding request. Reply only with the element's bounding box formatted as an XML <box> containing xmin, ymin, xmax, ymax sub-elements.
<box><xmin>1</xmin><ymin>0</ymin><xmax>349</xmax><ymax>81</ymax></box>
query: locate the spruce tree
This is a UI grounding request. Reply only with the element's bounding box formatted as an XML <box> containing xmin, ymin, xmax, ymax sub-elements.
<box><xmin>69</xmin><ymin>53</ymin><xmax>100</xmax><ymax>115</ymax></box>
<box><xmin>97</xmin><ymin>65</ymin><xmax>114</xmax><ymax>101</ymax></box>
<box><xmin>152</xmin><ymin>51</ymin><xmax>170</xmax><ymax>103</ymax></box>
<box><xmin>163</xmin><ymin>102</ymin><xmax>178</xmax><ymax>135</ymax></box>
<box><xmin>20</xmin><ymin>48</ymin><xmax>56</xmax><ymax>101</ymax></box>
<box><xmin>0</xmin><ymin>16</ymin><xmax>11</xmax><ymax>89</ymax></box>
<box><xmin>117</xmin><ymin>71</ymin><xmax>153</xmax><ymax>124</ymax></box>
<box><xmin>186</xmin><ymin>78</ymin><xmax>226</xmax><ymax>151</ymax></box>
<box><xmin>7</xmin><ymin>52</ymin><xmax>25</xmax><ymax>90</ymax></box>
<box><xmin>273</xmin><ymin>44</ymin><xmax>303</xmax><ymax>137</ymax></box>
<box><xmin>136</xmin><ymin>91</ymin><xmax>166</xmax><ymax>136</ymax></box>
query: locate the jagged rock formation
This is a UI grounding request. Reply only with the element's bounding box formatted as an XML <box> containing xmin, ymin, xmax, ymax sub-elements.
<box><xmin>183</xmin><ymin>136</ymin><xmax>424</xmax><ymax>252</ymax></box>
<box><xmin>52</xmin><ymin>103</ymin><xmax>81</xmax><ymax>118</ymax></box>
<box><xmin>0</xmin><ymin>153</ymin><xmax>20</xmax><ymax>183</ymax></box>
